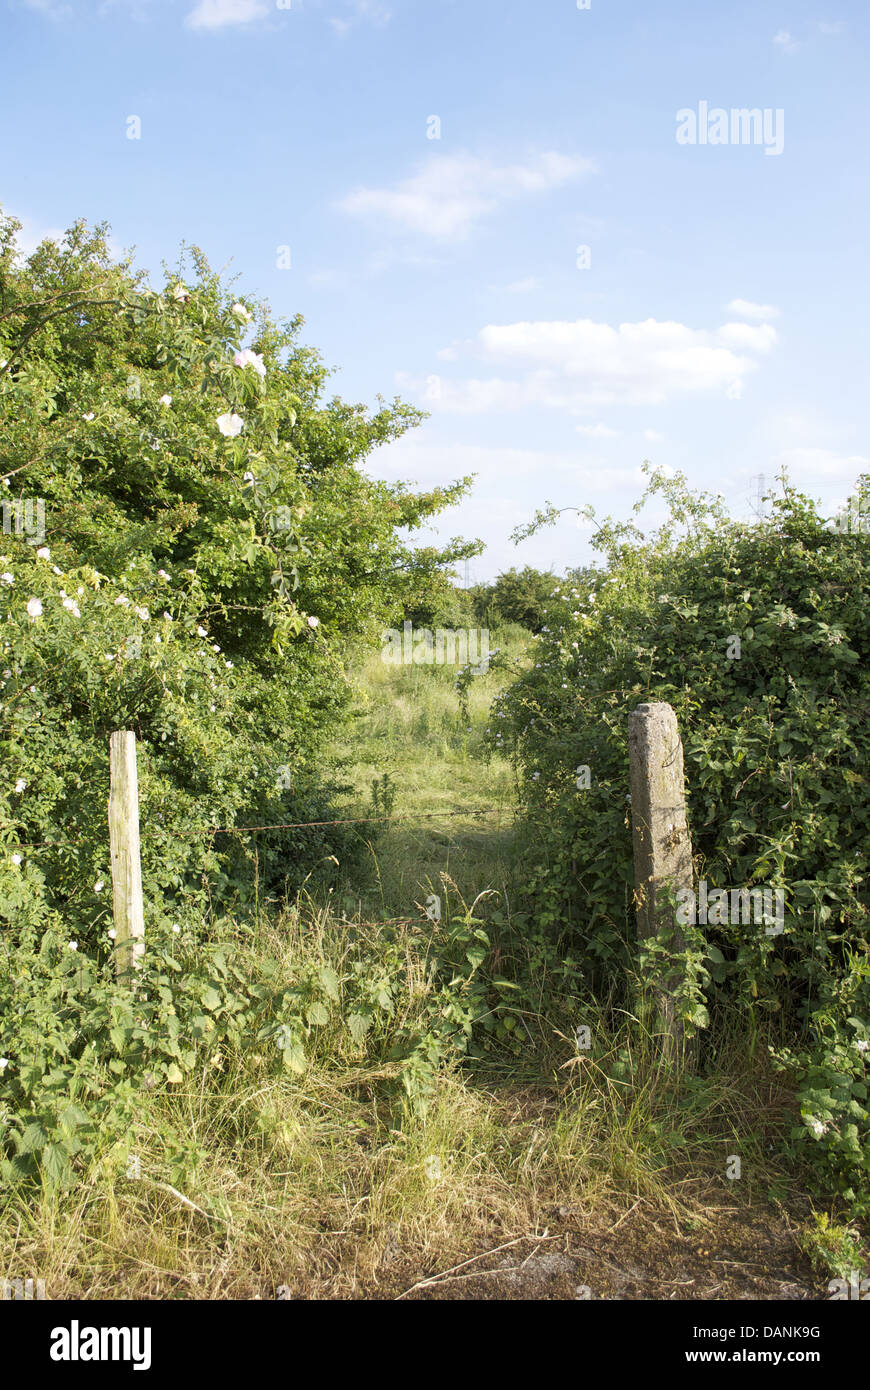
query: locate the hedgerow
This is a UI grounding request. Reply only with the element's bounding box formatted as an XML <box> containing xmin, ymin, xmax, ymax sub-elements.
<box><xmin>494</xmin><ymin>467</ymin><xmax>870</xmax><ymax>1213</ymax></box>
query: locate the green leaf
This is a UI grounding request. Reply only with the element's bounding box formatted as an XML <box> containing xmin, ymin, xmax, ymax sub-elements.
<box><xmin>281</xmin><ymin>1043</ymin><xmax>306</xmax><ymax>1075</ymax></box>
<box><xmin>346</xmin><ymin>1012</ymin><xmax>372</xmax><ymax>1043</ymax></box>
<box><xmin>58</xmin><ymin>1105</ymin><xmax>89</xmax><ymax>1134</ymax></box>
<box><xmin>42</xmin><ymin>1142</ymin><xmax>71</xmax><ymax>1185</ymax></box>
<box><xmin>18</xmin><ymin>1122</ymin><xmax>49</xmax><ymax>1154</ymax></box>
<box><xmin>318</xmin><ymin>966</ymin><xmax>340</xmax><ymax>1001</ymax></box>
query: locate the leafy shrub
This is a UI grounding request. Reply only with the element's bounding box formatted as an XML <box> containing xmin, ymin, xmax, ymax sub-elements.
<box><xmin>471</xmin><ymin>565</ymin><xmax>557</xmax><ymax>633</ymax></box>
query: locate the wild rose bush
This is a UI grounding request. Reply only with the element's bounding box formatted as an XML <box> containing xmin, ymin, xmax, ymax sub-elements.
<box><xmin>0</xmin><ymin>209</ymin><xmax>477</xmax><ymax>935</ymax></box>
<box><xmin>0</xmin><ymin>208</ymin><xmax>480</xmax><ymax>1181</ymax></box>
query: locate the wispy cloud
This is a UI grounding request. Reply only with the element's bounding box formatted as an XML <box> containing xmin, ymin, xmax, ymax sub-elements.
<box><xmin>12</xmin><ymin>213</ymin><xmax>66</xmax><ymax>259</ymax></box>
<box><xmin>186</xmin><ymin>0</ymin><xmax>268</xmax><ymax>31</ymax></box>
<box><xmin>329</xmin><ymin>0</ymin><xmax>391</xmax><ymax>38</ymax></box>
<box><xmin>773</xmin><ymin>29</ymin><xmax>800</xmax><ymax>54</ymax></box>
<box><xmin>774</xmin><ymin>449</ymin><xmax>870</xmax><ymax>494</ymax></box>
<box><xmin>340</xmin><ymin>151</ymin><xmax>595</xmax><ymax>241</ymax></box>
<box><xmin>496</xmin><ymin>276</ymin><xmax>543</xmax><ymax>294</ymax></box>
<box><xmin>22</xmin><ymin>0</ymin><xmax>72</xmax><ymax>16</ymax></box>
<box><xmin>576</xmin><ymin>422</ymin><xmax>620</xmax><ymax>438</ymax></box>
<box><xmin>726</xmin><ymin>298</ymin><xmax>781</xmax><ymax>321</ymax></box>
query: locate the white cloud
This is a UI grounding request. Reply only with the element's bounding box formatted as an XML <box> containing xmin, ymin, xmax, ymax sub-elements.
<box><xmin>773</xmin><ymin>29</ymin><xmax>800</xmax><ymax>54</ymax></box>
<box><xmin>774</xmin><ymin>448</ymin><xmax>870</xmax><ymax>483</ymax></box>
<box><xmin>366</xmin><ymin>438</ymin><xmax>642</xmax><ymax>492</ymax></box>
<box><xmin>726</xmin><ymin>298</ymin><xmax>781</xmax><ymax>321</ymax></box>
<box><xmin>307</xmin><ymin>268</ymin><xmax>350</xmax><ymax>290</ymax></box>
<box><xmin>716</xmin><ymin>322</ymin><xmax>778</xmax><ymax>353</ymax></box>
<box><xmin>340</xmin><ymin>150</ymin><xmax>595</xmax><ymax>241</ymax></box>
<box><xmin>7</xmin><ymin>210</ymin><xmax>130</xmax><ymax>264</ymax></box>
<box><xmin>818</xmin><ymin>21</ymin><xmax>844</xmax><ymax>36</ymax></box>
<box><xmin>643</xmin><ymin>429</ymin><xmax>665</xmax><ymax>443</ymax></box>
<box><xmin>576</xmin><ymin>422</ymin><xmax>620</xmax><ymax>438</ymax></box>
<box><xmin>406</xmin><ymin>315</ymin><xmax>778</xmax><ymax>414</ymax></box>
<box><xmin>499</xmin><ymin>276</ymin><xmax>543</xmax><ymax>294</ymax></box>
<box><xmin>22</xmin><ymin>0</ymin><xmax>71</xmax><ymax>14</ymax></box>
<box><xmin>12</xmin><ymin>214</ymin><xmax>66</xmax><ymax>259</ymax></box>
<box><xmin>186</xmin><ymin>0</ymin><xmax>268</xmax><ymax>30</ymax></box>
<box><xmin>330</xmin><ymin>0</ymin><xmax>391</xmax><ymax>36</ymax></box>
<box><xmin>363</xmin><ymin>437</ymin><xmax>646</xmax><ymax>578</ymax></box>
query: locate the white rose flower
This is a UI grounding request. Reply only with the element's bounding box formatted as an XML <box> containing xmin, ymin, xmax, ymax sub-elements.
<box><xmin>231</xmin><ymin>302</ymin><xmax>253</xmax><ymax>324</ymax></box>
<box><xmin>233</xmin><ymin>348</ymin><xmax>266</xmax><ymax>380</ymax></box>
<box><xmin>62</xmin><ymin>597</ymin><xmax>81</xmax><ymax>617</ymax></box>
<box><xmin>216</xmin><ymin>412</ymin><xmax>244</xmax><ymax>438</ymax></box>
<box><xmin>68</xmin><ymin>941</ymin><xmax>78</xmax><ymax>951</ymax></box>
<box><xmin>94</xmin><ymin>880</ymin><xmax>104</xmax><ymax>893</ymax></box>
<box><xmin>10</xmin><ymin>853</ymin><xmax>22</xmax><ymax>866</ymax></box>
<box><xmin>134</xmin><ymin>606</ymin><xmax>150</xmax><ymax>621</ymax></box>
<box><xmin>171</xmin><ymin>284</ymin><xmax>190</xmax><ymax>303</ymax></box>
<box><xmin>159</xmin><ymin>394</ymin><xmax>172</xmax><ymax>406</ymax></box>
<box><xmin>0</xmin><ymin>573</ymin><xmax>13</xmax><ymax>586</ymax></box>
<box><xmin>82</xmin><ymin>412</ymin><xmax>95</xmax><ymax>421</ymax></box>
<box><xmin>36</xmin><ymin>546</ymin><xmax>50</xmax><ymax>560</ymax></box>
<box><xmin>307</xmin><ymin>615</ymin><xmax>319</xmax><ymax>629</ymax></box>
<box><xmin>114</xmin><ymin>595</ymin><xmax>130</xmax><ymax>606</ymax></box>
<box><xmin>197</xmin><ymin>625</ymin><xmax>208</xmax><ymax>638</ymax></box>
<box><xmin>14</xmin><ymin>778</ymin><xmax>26</xmax><ymax>793</ymax></box>
<box><xmin>26</xmin><ymin>597</ymin><xmax>42</xmax><ymax>620</ymax></box>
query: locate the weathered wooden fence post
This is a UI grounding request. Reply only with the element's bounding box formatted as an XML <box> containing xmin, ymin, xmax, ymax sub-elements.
<box><xmin>109</xmin><ymin>730</ymin><xmax>145</xmax><ymax>976</ymax></box>
<box><xmin>628</xmin><ymin>702</ymin><xmax>694</xmax><ymax>1063</ymax></box>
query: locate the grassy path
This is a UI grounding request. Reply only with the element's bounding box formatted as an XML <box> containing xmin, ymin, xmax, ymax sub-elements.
<box><xmin>328</xmin><ymin>648</ymin><xmax>520</xmax><ymax>920</ymax></box>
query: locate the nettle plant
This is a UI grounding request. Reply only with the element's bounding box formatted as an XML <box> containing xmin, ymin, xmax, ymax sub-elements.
<box><xmin>0</xmin><ymin>207</ymin><xmax>481</xmax><ymax>1179</ymax></box>
<box><xmin>495</xmin><ymin>466</ymin><xmax>870</xmax><ymax>1212</ymax></box>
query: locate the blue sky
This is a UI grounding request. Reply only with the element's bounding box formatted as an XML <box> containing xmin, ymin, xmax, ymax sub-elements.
<box><xmin>3</xmin><ymin>0</ymin><xmax>868</xmax><ymax>580</ymax></box>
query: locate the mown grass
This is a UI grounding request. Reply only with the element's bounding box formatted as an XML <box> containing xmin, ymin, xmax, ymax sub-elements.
<box><xmin>1</xmin><ymin>627</ymin><xmax>864</xmax><ymax>1299</ymax></box>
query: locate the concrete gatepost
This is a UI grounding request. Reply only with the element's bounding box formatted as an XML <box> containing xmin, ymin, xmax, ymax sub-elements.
<box><xmin>627</xmin><ymin>702</ymin><xmax>695</xmax><ymax>1064</ymax></box>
